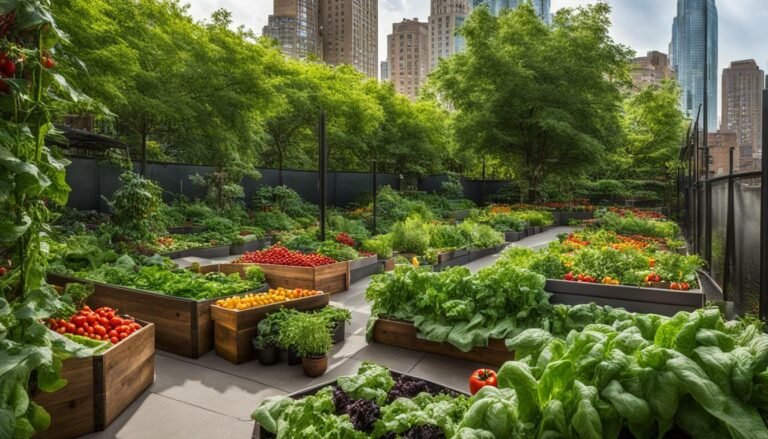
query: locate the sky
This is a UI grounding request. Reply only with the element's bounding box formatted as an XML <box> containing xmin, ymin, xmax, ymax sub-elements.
<box><xmin>185</xmin><ymin>0</ymin><xmax>768</xmax><ymax>117</ymax></box>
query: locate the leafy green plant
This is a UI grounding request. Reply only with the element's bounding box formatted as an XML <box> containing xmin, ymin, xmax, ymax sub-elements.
<box><xmin>107</xmin><ymin>171</ymin><xmax>164</xmax><ymax>242</ymax></box>
<box><xmin>389</xmin><ymin>216</ymin><xmax>431</xmax><ymax>255</ymax></box>
<box><xmin>362</xmin><ymin>235</ymin><xmax>393</xmax><ymax>259</ymax></box>
<box><xmin>428</xmin><ymin>224</ymin><xmax>468</xmax><ymax>249</ymax></box>
<box><xmin>458</xmin><ymin>221</ymin><xmax>504</xmax><ymax>249</ymax></box>
<box><xmin>244</xmin><ymin>266</ymin><xmax>266</xmax><ymax>284</ymax></box>
<box><xmin>316</xmin><ymin>241</ymin><xmax>359</xmax><ymax>262</ymax></box>
<box><xmin>314</xmin><ymin>306</ymin><xmax>352</xmax><ymax>326</ymax></box>
<box><xmin>283</xmin><ymin>313</ymin><xmax>333</xmax><ymax>357</ymax></box>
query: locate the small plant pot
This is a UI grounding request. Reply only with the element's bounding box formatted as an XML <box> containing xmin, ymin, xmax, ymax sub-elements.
<box><xmin>302</xmin><ymin>355</ymin><xmax>328</xmax><ymax>378</ymax></box>
<box><xmin>332</xmin><ymin>322</ymin><xmax>346</xmax><ymax>344</ymax></box>
<box><xmin>255</xmin><ymin>346</ymin><xmax>279</xmax><ymax>366</ymax></box>
<box><xmin>287</xmin><ymin>347</ymin><xmax>302</xmax><ymax>366</ymax></box>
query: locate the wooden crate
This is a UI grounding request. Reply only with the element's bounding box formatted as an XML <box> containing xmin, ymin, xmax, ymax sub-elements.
<box><xmin>161</xmin><ymin>244</ymin><xmax>231</xmax><ymax>260</ymax></box>
<box><xmin>35</xmin><ymin>321</ymin><xmax>155</xmax><ymax>438</ymax></box>
<box><xmin>372</xmin><ymin>318</ymin><xmax>514</xmax><ymax>366</ymax></box>
<box><xmin>211</xmin><ymin>292</ymin><xmax>331</xmax><ymax>364</ymax></box>
<box><xmin>47</xmin><ymin>273</ymin><xmax>265</xmax><ymax>358</ymax></box>
<box><xmin>383</xmin><ymin>258</ymin><xmax>395</xmax><ymax>272</ymax></box>
<box><xmin>349</xmin><ymin>256</ymin><xmax>383</xmax><ymax>283</ymax></box>
<box><xmin>224</xmin><ymin>261</ymin><xmax>350</xmax><ymax>294</ymax></box>
<box><xmin>468</xmin><ymin>244</ymin><xmax>507</xmax><ymax>262</ymax></box>
<box><xmin>545</xmin><ymin>279</ymin><xmax>705</xmax><ymax>316</ymax></box>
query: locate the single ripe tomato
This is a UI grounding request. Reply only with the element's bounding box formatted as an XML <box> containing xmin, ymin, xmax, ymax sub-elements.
<box><xmin>119</xmin><ymin>332</ymin><xmax>128</xmax><ymax>340</ymax></box>
<box><xmin>117</xmin><ymin>325</ymin><xmax>129</xmax><ymax>334</ymax></box>
<box><xmin>110</xmin><ymin>337</ymin><xmax>119</xmax><ymax>344</ymax></box>
<box><xmin>76</xmin><ymin>327</ymin><xmax>85</xmax><ymax>335</ymax></box>
<box><xmin>110</xmin><ymin>317</ymin><xmax>124</xmax><ymax>328</ymax></box>
<box><xmin>108</xmin><ymin>330</ymin><xmax>118</xmax><ymax>338</ymax></box>
<box><xmin>469</xmin><ymin>368</ymin><xmax>498</xmax><ymax>395</ymax></box>
<box><xmin>66</xmin><ymin>323</ymin><xmax>76</xmax><ymax>333</ymax></box>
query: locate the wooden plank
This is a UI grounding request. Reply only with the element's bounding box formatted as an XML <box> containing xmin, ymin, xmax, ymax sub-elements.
<box><xmin>545</xmin><ymin>279</ymin><xmax>705</xmax><ymax>308</ymax></box>
<box><xmin>229</xmin><ymin>262</ymin><xmax>350</xmax><ymax>294</ymax></box>
<box><xmin>34</xmin><ymin>357</ymin><xmax>94</xmax><ymax>439</ymax></box>
<box><xmin>214</xmin><ymin>323</ymin><xmax>259</xmax><ymax>364</ymax></box>
<box><xmin>95</xmin><ymin>321</ymin><xmax>155</xmax><ymax>430</ymax></box>
<box><xmin>372</xmin><ymin>319</ymin><xmax>514</xmax><ymax>366</ymax></box>
<box><xmin>211</xmin><ymin>292</ymin><xmax>331</xmax><ymax>332</ymax></box>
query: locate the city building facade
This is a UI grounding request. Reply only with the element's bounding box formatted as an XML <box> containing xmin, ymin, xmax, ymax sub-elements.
<box><xmin>472</xmin><ymin>0</ymin><xmax>551</xmax><ymax>23</ymax></box>
<box><xmin>262</xmin><ymin>0</ymin><xmax>321</xmax><ymax>59</ymax></box>
<box><xmin>707</xmin><ymin>131</ymin><xmax>738</xmax><ymax>177</ymax></box>
<box><xmin>721</xmin><ymin>60</ymin><xmax>764</xmax><ymax>171</ymax></box>
<box><xmin>387</xmin><ymin>19</ymin><xmax>430</xmax><ymax>100</ymax></box>
<box><xmin>428</xmin><ymin>0</ymin><xmax>471</xmax><ymax>71</ymax></box>
<box><xmin>630</xmin><ymin>51</ymin><xmax>674</xmax><ymax>90</ymax></box>
<box><xmin>380</xmin><ymin>60</ymin><xmax>389</xmax><ymax>81</ymax></box>
<box><xmin>320</xmin><ymin>0</ymin><xmax>379</xmax><ymax>77</ymax></box>
<box><xmin>669</xmin><ymin>0</ymin><xmax>718</xmax><ymax>131</ymax></box>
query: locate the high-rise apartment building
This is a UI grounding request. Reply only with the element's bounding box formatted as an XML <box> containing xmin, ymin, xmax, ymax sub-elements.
<box><xmin>262</xmin><ymin>0</ymin><xmax>321</xmax><ymax>59</ymax></box>
<box><xmin>380</xmin><ymin>60</ymin><xmax>389</xmax><ymax>81</ymax></box>
<box><xmin>630</xmin><ymin>51</ymin><xmax>674</xmax><ymax>90</ymax></box>
<box><xmin>669</xmin><ymin>0</ymin><xmax>718</xmax><ymax>131</ymax></box>
<box><xmin>320</xmin><ymin>0</ymin><xmax>378</xmax><ymax>77</ymax></box>
<box><xmin>473</xmin><ymin>0</ymin><xmax>551</xmax><ymax>23</ymax></box>
<box><xmin>428</xmin><ymin>0</ymin><xmax>471</xmax><ymax>71</ymax></box>
<box><xmin>387</xmin><ymin>19</ymin><xmax>430</xmax><ymax>100</ymax></box>
<box><xmin>707</xmin><ymin>131</ymin><xmax>738</xmax><ymax>176</ymax></box>
<box><xmin>721</xmin><ymin>60</ymin><xmax>764</xmax><ymax>171</ymax></box>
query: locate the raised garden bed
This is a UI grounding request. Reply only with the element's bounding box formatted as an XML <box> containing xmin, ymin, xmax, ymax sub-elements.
<box><xmin>371</xmin><ymin>318</ymin><xmax>514</xmax><ymax>366</ymax></box>
<box><xmin>545</xmin><ymin>278</ymin><xmax>705</xmax><ymax>316</ymax></box>
<box><xmin>383</xmin><ymin>257</ymin><xmax>395</xmax><ymax>272</ymax></box>
<box><xmin>34</xmin><ymin>320</ymin><xmax>155</xmax><ymax>438</ymax></box>
<box><xmin>210</xmin><ymin>292</ymin><xmax>331</xmax><ymax>364</ymax></box>
<box><xmin>166</xmin><ymin>224</ymin><xmax>206</xmax><ymax>234</ymax></box>
<box><xmin>47</xmin><ymin>272</ymin><xmax>267</xmax><ymax>358</ymax></box>
<box><xmin>555</xmin><ymin>211</ymin><xmax>594</xmax><ymax>226</ymax></box>
<box><xmin>433</xmin><ymin>248</ymin><xmax>470</xmax><ymax>272</ymax></box>
<box><xmin>229</xmin><ymin>236</ymin><xmax>273</xmax><ymax>256</ymax></box>
<box><xmin>228</xmin><ymin>261</ymin><xmax>351</xmax><ymax>294</ymax></box>
<box><xmin>349</xmin><ymin>255</ymin><xmax>382</xmax><ymax>282</ymax></box>
<box><xmin>162</xmin><ymin>244</ymin><xmax>231</xmax><ymax>260</ymax></box>
<box><xmin>468</xmin><ymin>244</ymin><xmax>507</xmax><ymax>262</ymax></box>
<box><xmin>504</xmin><ymin>230</ymin><xmax>526</xmax><ymax>242</ymax></box>
<box><xmin>251</xmin><ymin>370</ymin><xmax>468</xmax><ymax>439</ymax></box>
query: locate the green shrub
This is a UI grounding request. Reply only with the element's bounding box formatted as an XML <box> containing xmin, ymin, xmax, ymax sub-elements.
<box><xmin>251</xmin><ymin>210</ymin><xmax>299</xmax><ymax>232</ymax></box>
<box><xmin>458</xmin><ymin>221</ymin><xmax>504</xmax><ymax>249</ymax></box>
<box><xmin>390</xmin><ymin>216</ymin><xmax>431</xmax><ymax>255</ymax></box>
<box><xmin>362</xmin><ymin>235</ymin><xmax>393</xmax><ymax>259</ymax></box>
<box><xmin>108</xmin><ymin>171</ymin><xmax>164</xmax><ymax>242</ymax></box>
<box><xmin>283</xmin><ymin>313</ymin><xmax>333</xmax><ymax>357</ymax></box>
<box><xmin>316</xmin><ymin>241</ymin><xmax>359</xmax><ymax>261</ymax></box>
<box><xmin>428</xmin><ymin>224</ymin><xmax>468</xmax><ymax>249</ymax></box>
<box><xmin>327</xmin><ymin>212</ymin><xmax>370</xmax><ymax>243</ymax></box>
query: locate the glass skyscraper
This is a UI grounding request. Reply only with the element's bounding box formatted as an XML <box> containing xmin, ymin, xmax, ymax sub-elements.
<box><xmin>669</xmin><ymin>0</ymin><xmax>718</xmax><ymax>131</ymax></box>
<box><xmin>472</xmin><ymin>0</ymin><xmax>551</xmax><ymax>24</ymax></box>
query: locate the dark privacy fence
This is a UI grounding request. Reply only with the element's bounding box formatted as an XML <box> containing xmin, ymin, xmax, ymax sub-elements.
<box><xmin>678</xmin><ymin>90</ymin><xmax>768</xmax><ymax>320</ymax></box>
<box><xmin>64</xmin><ymin>157</ymin><xmax>512</xmax><ymax>211</ymax></box>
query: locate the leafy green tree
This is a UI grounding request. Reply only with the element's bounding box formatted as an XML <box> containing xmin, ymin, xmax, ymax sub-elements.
<box><xmin>431</xmin><ymin>3</ymin><xmax>632</xmax><ymax>201</ymax></box>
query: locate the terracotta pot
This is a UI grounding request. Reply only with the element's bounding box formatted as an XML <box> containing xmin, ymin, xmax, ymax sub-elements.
<box><xmin>302</xmin><ymin>355</ymin><xmax>328</xmax><ymax>378</ymax></box>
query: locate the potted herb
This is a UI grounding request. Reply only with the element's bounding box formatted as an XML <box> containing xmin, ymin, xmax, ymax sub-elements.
<box><xmin>291</xmin><ymin>315</ymin><xmax>334</xmax><ymax>377</ymax></box>
<box><xmin>253</xmin><ymin>317</ymin><xmax>280</xmax><ymax>366</ymax></box>
<box><xmin>317</xmin><ymin>306</ymin><xmax>352</xmax><ymax>343</ymax></box>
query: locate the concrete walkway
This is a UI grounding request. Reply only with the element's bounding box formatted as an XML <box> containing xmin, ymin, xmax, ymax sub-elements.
<box><xmin>84</xmin><ymin>227</ymin><xmax>573</xmax><ymax>438</ymax></box>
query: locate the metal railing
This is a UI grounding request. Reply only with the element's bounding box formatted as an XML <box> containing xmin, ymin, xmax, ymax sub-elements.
<box><xmin>679</xmin><ymin>90</ymin><xmax>768</xmax><ymax>319</ymax></box>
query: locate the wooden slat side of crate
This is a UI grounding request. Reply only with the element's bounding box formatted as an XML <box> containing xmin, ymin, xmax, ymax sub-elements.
<box><xmin>372</xmin><ymin>319</ymin><xmax>513</xmax><ymax>366</ymax></box>
<box><xmin>34</xmin><ymin>357</ymin><xmax>95</xmax><ymax>439</ymax></box>
<box><xmin>226</xmin><ymin>261</ymin><xmax>350</xmax><ymax>294</ymax></box>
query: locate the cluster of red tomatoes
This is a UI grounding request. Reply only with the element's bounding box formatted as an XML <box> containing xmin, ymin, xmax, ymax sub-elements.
<box><xmin>563</xmin><ymin>272</ymin><xmax>598</xmax><ymax>283</ymax></box>
<box><xmin>0</xmin><ymin>49</ymin><xmax>55</xmax><ymax>93</ymax></box>
<box><xmin>48</xmin><ymin>306</ymin><xmax>141</xmax><ymax>344</ymax></box>
<box><xmin>335</xmin><ymin>232</ymin><xmax>356</xmax><ymax>247</ymax></box>
<box><xmin>234</xmin><ymin>245</ymin><xmax>336</xmax><ymax>267</ymax></box>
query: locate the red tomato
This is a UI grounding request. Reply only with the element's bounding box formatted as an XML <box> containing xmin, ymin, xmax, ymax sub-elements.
<box><xmin>72</xmin><ymin>315</ymin><xmax>87</xmax><ymax>327</ymax></box>
<box><xmin>93</xmin><ymin>335</ymin><xmax>102</xmax><ymax>341</ymax></box>
<box><xmin>82</xmin><ymin>305</ymin><xmax>91</xmax><ymax>312</ymax></box>
<box><xmin>87</xmin><ymin>313</ymin><xmax>97</xmax><ymax>325</ymax></box>
<box><xmin>469</xmin><ymin>369</ymin><xmax>498</xmax><ymax>395</ymax></box>
<box><xmin>104</xmin><ymin>311</ymin><xmax>115</xmax><ymax>321</ymax></box>
<box><xmin>131</xmin><ymin>323</ymin><xmax>141</xmax><ymax>331</ymax></box>
<box><xmin>119</xmin><ymin>332</ymin><xmax>128</xmax><ymax>340</ymax></box>
<box><xmin>94</xmin><ymin>325</ymin><xmax>107</xmax><ymax>336</ymax></box>
<box><xmin>56</xmin><ymin>326</ymin><xmax>66</xmax><ymax>334</ymax></box>
<box><xmin>86</xmin><ymin>326</ymin><xmax>95</xmax><ymax>335</ymax></box>
<box><xmin>108</xmin><ymin>330</ymin><xmax>118</xmax><ymax>338</ymax></box>
<box><xmin>110</xmin><ymin>337</ymin><xmax>119</xmax><ymax>344</ymax></box>
<box><xmin>76</xmin><ymin>327</ymin><xmax>85</xmax><ymax>335</ymax></box>
<box><xmin>117</xmin><ymin>325</ymin><xmax>129</xmax><ymax>334</ymax></box>
<box><xmin>98</xmin><ymin>317</ymin><xmax>109</xmax><ymax>326</ymax></box>
<box><xmin>66</xmin><ymin>323</ymin><xmax>76</xmax><ymax>333</ymax></box>
<box><xmin>110</xmin><ymin>317</ymin><xmax>123</xmax><ymax>328</ymax></box>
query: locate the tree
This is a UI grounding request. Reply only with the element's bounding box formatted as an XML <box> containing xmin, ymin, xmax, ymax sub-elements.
<box><xmin>431</xmin><ymin>3</ymin><xmax>632</xmax><ymax>201</ymax></box>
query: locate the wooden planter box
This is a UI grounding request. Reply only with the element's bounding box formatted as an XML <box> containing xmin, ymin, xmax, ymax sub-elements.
<box><xmin>210</xmin><ymin>292</ymin><xmax>331</xmax><ymax>364</ymax></box>
<box><xmin>433</xmin><ymin>249</ymin><xmax>470</xmax><ymax>272</ymax></box>
<box><xmin>349</xmin><ymin>255</ymin><xmax>382</xmax><ymax>283</ymax></box>
<box><xmin>555</xmin><ymin>211</ymin><xmax>595</xmax><ymax>226</ymax></box>
<box><xmin>372</xmin><ymin>318</ymin><xmax>514</xmax><ymax>366</ymax></box>
<box><xmin>383</xmin><ymin>257</ymin><xmax>396</xmax><ymax>272</ymax></box>
<box><xmin>229</xmin><ymin>261</ymin><xmax>351</xmax><ymax>294</ymax></box>
<box><xmin>504</xmin><ymin>230</ymin><xmax>525</xmax><ymax>242</ymax></box>
<box><xmin>251</xmin><ymin>370</ymin><xmax>467</xmax><ymax>439</ymax></box>
<box><xmin>162</xmin><ymin>244</ymin><xmax>231</xmax><ymax>260</ymax></box>
<box><xmin>229</xmin><ymin>236</ymin><xmax>273</xmax><ymax>256</ymax></box>
<box><xmin>166</xmin><ymin>225</ymin><xmax>206</xmax><ymax>234</ymax></box>
<box><xmin>47</xmin><ymin>273</ymin><xmax>266</xmax><ymax>358</ymax></box>
<box><xmin>545</xmin><ymin>279</ymin><xmax>706</xmax><ymax>316</ymax></box>
<box><xmin>468</xmin><ymin>244</ymin><xmax>507</xmax><ymax>262</ymax></box>
<box><xmin>34</xmin><ymin>320</ymin><xmax>155</xmax><ymax>439</ymax></box>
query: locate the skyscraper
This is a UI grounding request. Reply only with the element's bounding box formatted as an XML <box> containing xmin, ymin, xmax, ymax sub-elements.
<box><xmin>262</xmin><ymin>0</ymin><xmax>321</xmax><ymax>59</ymax></box>
<box><xmin>387</xmin><ymin>19</ymin><xmax>430</xmax><ymax>100</ymax></box>
<box><xmin>669</xmin><ymin>0</ymin><xmax>718</xmax><ymax>132</ymax></box>
<box><xmin>721</xmin><ymin>60</ymin><xmax>764</xmax><ymax>171</ymax></box>
<box><xmin>473</xmin><ymin>0</ymin><xmax>551</xmax><ymax>23</ymax></box>
<box><xmin>380</xmin><ymin>60</ymin><xmax>389</xmax><ymax>81</ymax></box>
<box><xmin>428</xmin><ymin>0</ymin><xmax>471</xmax><ymax>71</ymax></box>
<box><xmin>630</xmin><ymin>51</ymin><xmax>674</xmax><ymax>91</ymax></box>
<box><xmin>320</xmin><ymin>0</ymin><xmax>378</xmax><ymax>78</ymax></box>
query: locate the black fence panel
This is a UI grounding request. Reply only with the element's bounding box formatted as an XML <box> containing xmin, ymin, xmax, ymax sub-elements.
<box><xmin>710</xmin><ymin>181</ymin><xmax>727</xmax><ymax>286</ymax></box>
<box><xmin>732</xmin><ymin>176</ymin><xmax>762</xmax><ymax>315</ymax></box>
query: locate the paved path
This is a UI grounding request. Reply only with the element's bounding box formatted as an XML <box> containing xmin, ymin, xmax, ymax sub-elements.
<box><xmin>84</xmin><ymin>227</ymin><xmax>573</xmax><ymax>438</ymax></box>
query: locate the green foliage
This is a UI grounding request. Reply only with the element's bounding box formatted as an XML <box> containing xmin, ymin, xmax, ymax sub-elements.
<box><xmin>441</xmin><ymin>173</ymin><xmax>465</xmax><ymax>200</ymax></box>
<box><xmin>597</xmin><ymin>211</ymin><xmax>680</xmax><ymax>239</ymax></box>
<box><xmin>251</xmin><ymin>210</ymin><xmax>300</xmax><ymax>233</ymax></box>
<box><xmin>428</xmin><ymin>224</ymin><xmax>468</xmax><ymax>250</ymax></box>
<box><xmin>510</xmin><ymin>210</ymin><xmax>555</xmax><ymax>227</ymax></box>
<box><xmin>362</xmin><ymin>235</ymin><xmax>393</xmax><ymax>259</ymax></box>
<box><xmin>107</xmin><ymin>171</ymin><xmax>164</xmax><ymax>242</ymax></box>
<box><xmin>327</xmin><ymin>212</ymin><xmax>370</xmax><ymax>244</ymax></box>
<box><xmin>389</xmin><ymin>216</ymin><xmax>431</xmax><ymax>255</ymax></box>
<box><xmin>279</xmin><ymin>313</ymin><xmax>333</xmax><ymax>357</ymax></box>
<box><xmin>457</xmin><ymin>221</ymin><xmax>505</xmax><ymax>250</ymax></box>
<box><xmin>316</xmin><ymin>241</ymin><xmax>359</xmax><ymax>262</ymax></box>
<box><xmin>374</xmin><ymin>186</ymin><xmax>433</xmax><ymax>234</ymax></box>
<box><xmin>431</xmin><ymin>3</ymin><xmax>632</xmax><ymax>200</ymax></box>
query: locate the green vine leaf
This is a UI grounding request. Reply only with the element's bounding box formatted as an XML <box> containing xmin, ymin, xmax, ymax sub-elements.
<box><xmin>0</xmin><ymin>214</ymin><xmax>31</xmax><ymax>241</ymax></box>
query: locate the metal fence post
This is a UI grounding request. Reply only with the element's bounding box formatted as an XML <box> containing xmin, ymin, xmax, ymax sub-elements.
<box><xmin>723</xmin><ymin>147</ymin><xmax>735</xmax><ymax>301</ymax></box>
<box><xmin>760</xmin><ymin>90</ymin><xmax>768</xmax><ymax>320</ymax></box>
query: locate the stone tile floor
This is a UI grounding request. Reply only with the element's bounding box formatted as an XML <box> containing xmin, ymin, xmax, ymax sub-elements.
<box><xmin>83</xmin><ymin>227</ymin><xmax>572</xmax><ymax>438</ymax></box>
